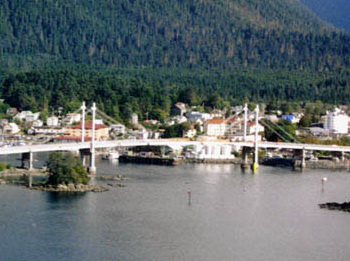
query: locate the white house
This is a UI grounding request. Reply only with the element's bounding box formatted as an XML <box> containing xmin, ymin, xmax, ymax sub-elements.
<box><xmin>186</xmin><ymin>111</ymin><xmax>212</xmax><ymax>123</ymax></box>
<box><xmin>131</xmin><ymin>113</ymin><xmax>138</xmax><ymax>125</ymax></box>
<box><xmin>110</xmin><ymin>124</ymin><xmax>126</xmax><ymax>135</ymax></box>
<box><xmin>3</xmin><ymin>123</ymin><xmax>20</xmax><ymax>134</ymax></box>
<box><xmin>247</xmin><ymin>122</ymin><xmax>265</xmax><ymax>135</ymax></box>
<box><xmin>62</xmin><ymin>113</ymin><xmax>81</xmax><ymax>125</ymax></box>
<box><xmin>324</xmin><ymin>108</ymin><xmax>349</xmax><ymax>134</ymax></box>
<box><xmin>184</xmin><ymin>128</ymin><xmax>197</xmax><ymax>138</ymax></box>
<box><xmin>14</xmin><ymin>111</ymin><xmax>40</xmax><ymax>122</ymax></box>
<box><xmin>32</xmin><ymin>119</ymin><xmax>43</xmax><ymax>127</ymax></box>
<box><xmin>204</xmin><ymin>118</ymin><xmax>227</xmax><ymax>137</ymax></box>
<box><xmin>47</xmin><ymin>116</ymin><xmax>59</xmax><ymax>127</ymax></box>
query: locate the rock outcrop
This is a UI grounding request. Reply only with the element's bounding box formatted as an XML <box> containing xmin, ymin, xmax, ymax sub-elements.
<box><xmin>30</xmin><ymin>183</ymin><xmax>108</xmax><ymax>192</ymax></box>
<box><xmin>319</xmin><ymin>202</ymin><xmax>350</xmax><ymax>212</ymax></box>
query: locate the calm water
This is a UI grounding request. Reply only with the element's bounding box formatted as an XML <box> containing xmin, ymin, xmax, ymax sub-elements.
<box><xmin>1</xmin><ymin>155</ymin><xmax>350</xmax><ymax>261</ymax></box>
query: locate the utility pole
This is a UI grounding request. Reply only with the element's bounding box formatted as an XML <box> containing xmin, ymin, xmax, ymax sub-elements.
<box><xmin>81</xmin><ymin>101</ymin><xmax>86</xmax><ymax>143</ymax></box>
<box><xmin>89</xmin><ymin>102</ymin><xmax>96</xmax><ymax>174</ymax></box>
<box><xmin>243</xmin><ymin>103</ymin><xmax>248</xmax><ymax>141</ymax></box>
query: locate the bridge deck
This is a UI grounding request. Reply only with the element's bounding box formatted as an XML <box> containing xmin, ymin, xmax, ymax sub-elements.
<box><xmin>1</xmin><ymin>140</ymin><xmax>350</xmax><ymax>155</ymax></box>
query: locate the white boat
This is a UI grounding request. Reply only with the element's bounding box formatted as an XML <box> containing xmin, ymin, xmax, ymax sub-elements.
<box><xmin>103</xmin><ymin>152</ymin><xmax>119</xmax><ymax>160</ymax></box>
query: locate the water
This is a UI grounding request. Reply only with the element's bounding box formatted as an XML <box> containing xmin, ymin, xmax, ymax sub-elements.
<box><xmin>1</xmin><ymin>155</ymin><xmax>350</xmax><ymax>261</ymax></box>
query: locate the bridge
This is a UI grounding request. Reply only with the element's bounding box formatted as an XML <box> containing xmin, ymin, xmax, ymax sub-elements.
<box><xmin>2</xmin><ymin>102</ymin><xmax>349</xmax><ymax>173</ymax></box>
<box><xmin>2</xmin><ymin>138</ymin><xmax>350</xmax><ymax>170</ymax></box>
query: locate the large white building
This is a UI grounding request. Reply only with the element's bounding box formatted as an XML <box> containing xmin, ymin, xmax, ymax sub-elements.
<box><xmin>204</xmin><ymin>118</ymin><xmax>227</xmax><ymax>137</ymax></box>
<box><xmin>324</xmin><ymin>108</ymin><xmax>349</xmax><ymax>134</ymax></box>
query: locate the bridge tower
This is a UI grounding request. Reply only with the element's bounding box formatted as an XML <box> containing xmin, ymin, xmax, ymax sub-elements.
<box><xmin>252</xmin><ymin>104</ymin><xmax>259</xmax><ymax>172</ymax></box>
<box><xmin>243</xmin><ymin>103</ymin><xmax>248</xmax><ymax>141</ymax></box>
<box><xmin>89</xmin><ymin>102</ymin><xmax>97</xmax><ymax>174</ymax></box>
<box><xmin>81</xmin><ymin>101</ymin><xmax>86</xmax><ymax>143</ymax></box>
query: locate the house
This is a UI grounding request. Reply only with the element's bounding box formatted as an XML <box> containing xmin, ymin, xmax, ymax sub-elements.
<box><xmin>110</xmin><ymin>124</ymin><xmax>126</xmax><ymax>135</ymax></box>
<box><xmin>32</xmin><ymin>119</ymin><xmax>43</xmax><ymax>127</ymax></box>
<box><xmin>14</xmin><ymin>111</ymin><xmax>40</xmax><ymax>122</ymax></box>
<box><xmin>3</xmin><ymin>123</ymin><xmax>20</xmax><ymax>134</ymax></box>
<box><xmin>62</xmin><ymin>113</ymin><xmax>81</xmax><ymax>125</ymax></box>
<box><xmin>264</xmin><ymin>114</ymin><xmax>279</xmax><ymax>123</ymax></box>
<box><xmin>184</xmin><ymin>128</ymin><xmax>197</xmax><ymax>138</ymax></box>
<box><xmin>28</xmin><ymin>126</ymin><xmax>66</xmax><ymax>136</ymax></box>
<box><xmin>47</xmin><ymin>116</ymin><xmax>59</xmax><ymax>127</ymax></box>
<box><xmin>282</xmin><ymin>113</ymin><xmax>303</xmax><ymax>124</ymax></box>
<box><xmin>186</xmin><ymin>111</ymin><xmax>212</xmax><ymax>123</ymax></box>
<box><xmin>171</xmin><ymin>102</ymin><xmax>187</xmax><ymax>116</ymax></box>
<box><xmin>67</xmin><ymin>123</ymin><xmax>110</xmax><ymax>140</ymax></box>
<box><xmin>210</xmin><ymin>109</ymin><xmax>225</xmax><ymax>118</ymax></box>
<box><xmin>226</xmin><ymin>117</ymin><xmax>244</xmax><ymax>136</ymax></box>
<box><xmin>165</xmin><ymin>116</ymin><xmax>188</xmax><ymax>126</ymax></box>
<box><xmin>324</xmin><ymin>108</ymin><xmax>349</xmax><ymax>134</ymax></box>
<box><xmin>0</xmin><ymin>119</ymin><xmax>9</xmax><ymax>126</ymax></box>
<box><xmin>204</xmin><ymin>118</ymin><xmax>227</xmax><ymax>137</ymax></box>
<box><xmin>247</xmin><ymin>122</ymin><xmax>265</xmax><ymax>135</ymax></box>
<box><xmin>130</xmin><ymin>113</ymin><xmax>138</xmax><ymax>125</ymax></box>
<box><xmin>6</xmin><ymin>108</ymin><xmax>18</xmax><ymax>116</ymax></box>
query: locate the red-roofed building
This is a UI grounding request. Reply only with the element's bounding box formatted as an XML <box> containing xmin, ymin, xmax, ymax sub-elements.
<box><xmin>204</xmin><ymin>118</ymin><xmax>227</xmax><ymax>137</ymax></box>
<box><xmin>53</xmin><ymin>135</ymin><xmax>92</xmax><ymax>143</ymax></box>
<box><xmin>67</xmin><ymin>123</ymin><xmax>110</xmax><ymax>140</ymax></box>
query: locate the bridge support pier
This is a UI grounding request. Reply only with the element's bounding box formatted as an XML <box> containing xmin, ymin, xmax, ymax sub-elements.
<box><xmin>301</xmin><ymin>149</ymin><xmax>306</xmax><ymax>169</ymax></box>
<box><xmin>79</xmin><ymin>148</ymin><xmax>96</xmax><ymax>173</ymax></box>
<box><xmin>241</xmin><ymin>146</ymin><xmax>250</xmax><ymax>170</ymax></box>
<box><xmin>21</xmin><ymin>152</ymin><xmax>33</xmax><ymax>170</ymax></box>
<box><xmin>89</xmin><ymin>149</ymin><xmax>96</xmax><ymax>174</ymax></box>
<box><xmin>293</xmin><ymin>148</ymin><xmax>306</xmax><ymax>169</ymax></box>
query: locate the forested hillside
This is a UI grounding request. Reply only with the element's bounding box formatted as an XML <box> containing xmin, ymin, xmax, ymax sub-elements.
<box><xmin>1</xmin><ymin>0</ymin><xmax>350</xmax><ymax>119</ymax></box>
<box><xmin>1</xmin><ymin>0</ymin><xmax>349</xmax><ymax>70</ymax></box>
<box><xmin>301</xmin><ymin>0</ymin><xmax>350</xmax><ymax>32</ymax></box>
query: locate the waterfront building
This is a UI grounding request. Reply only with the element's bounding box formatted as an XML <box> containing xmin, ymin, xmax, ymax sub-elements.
<box><xmin>204</xmin><ymin>118</ymin><xmax>227</xmax><ymax>137</ymax></box>
<box><xmin>67</xmin><ymin>123</ymin><xmax>109</xmax><ymax>140</ymax></box>
<box><xmin>324</xmin><ymin>108</ymin><xmax>349</xmax><ymax>134</ymax></box>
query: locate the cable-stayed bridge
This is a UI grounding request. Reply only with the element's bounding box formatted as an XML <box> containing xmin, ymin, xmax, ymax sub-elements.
<box><xmin>2</xmin><ymin>102</ymin><xmax>350</xmax><ymax>172</ymax></box>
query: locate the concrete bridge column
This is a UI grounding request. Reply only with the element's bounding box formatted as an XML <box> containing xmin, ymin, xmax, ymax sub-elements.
<box><xmin>21</xmin><ymin>152</ymin><xmax>33</xmax><ymax>170</ymax></box>
<box><xmin>241</xmin><ymin>146</ymin><xmax>250</xmax><ymax>170</ymax></box>
<box><xmin>341</xmin><ymin>151</ymin><xmax>345</xmax><ymax>162</ymax></box>
<box><xmin>89</xmin><ymin>149</ymin><xmax>96</xmax><ymax>174</ymax></box>
<box><xmin>293</xmin><ymin>148</ymin><xmax>306</xmax><ymax>169</ymax></box>
<box><xmin>301</xmin><ymin>148</ymin><xmax>306</xmax><ymax>169</ymax></box>
<box><xmin>79</xmin><ymin>149</ymin><xmax>90</xmax><ymax>168</ymax></box>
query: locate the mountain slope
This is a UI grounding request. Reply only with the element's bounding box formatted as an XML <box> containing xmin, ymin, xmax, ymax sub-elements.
<box><xmin>301</xmin><ymin>0</ymin><xmax>350</xmax><ymax>32</ymax></box>
<box><xmin>0</xmin><ymin>0</ymin><xmax>349</xmax><ymax>70</ymax></box>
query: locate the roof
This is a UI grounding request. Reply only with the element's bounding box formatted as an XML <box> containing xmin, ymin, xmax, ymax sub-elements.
<box><xmin>205</xmin><ymin>118</ymin><xmax>226</xmax><ymax>124</ymax></box>
<box><xmin>71</xmin><ymin>123</ymin><xmax>108</xmax><ymax>130</ymax></box>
